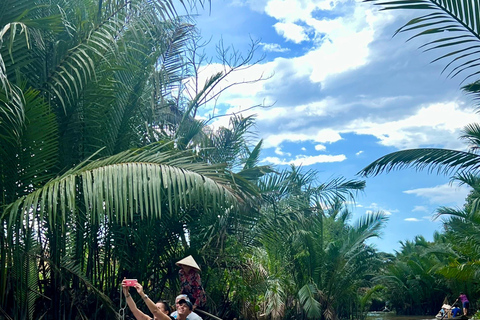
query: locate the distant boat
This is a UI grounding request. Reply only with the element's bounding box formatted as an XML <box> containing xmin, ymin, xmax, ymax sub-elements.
<box><xmin>435</xmin><ymin>313</ymin><xmax>468</xmax><ymax>319</ymax></box>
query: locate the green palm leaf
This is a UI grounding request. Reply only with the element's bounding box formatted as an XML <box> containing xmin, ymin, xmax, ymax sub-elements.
<box><xmin>350</xmin><ymin>211</ymin><xmax>389</xmax><ymax>246</ymax></box>
<box><xmin>365</xmin><ymin>0</ymin><xmax>480</xmax><ymax>82</ymax></box>
<box><xmin>359</xmin><ymin>148</ymin><xmax>480</xmax><ymax>177</ymax></box>
<box><xmin>299</xmin><ymin>283</ymin><xmax>322</xmax><ymax>318</ymax></box>
<box><xmin>59</xmin><ymin>257</ymin><xmax>117</xmax><ymax>317</ymax></box>
<box><xmin>3</xmin><ymin>143</ymin><xmax>243</xmax><ymax>230</ymax></box>
<box><xmin>311</xmin><ymin>176</ymin><xmax>365</xmax><ymax>208</ymax></box>
<box><xmin>460</xmin><ymin>122</ymin><xmax>480</xmax><ymax>150</ymax></box>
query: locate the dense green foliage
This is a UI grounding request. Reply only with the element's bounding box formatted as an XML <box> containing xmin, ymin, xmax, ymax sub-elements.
<box><xmin>0</xmin><ymin>0</ymin><xmax>263</xmax><ymax>318</ymax></box>
<box><xmin>2</xmin><ymin>0</ymin><xmax>480</xmax><ymax>319</ymax></box>
<box><xmin>0</xmin><ymin>0</ymin><xmax>384</xmax><ymax>319</ymax></box>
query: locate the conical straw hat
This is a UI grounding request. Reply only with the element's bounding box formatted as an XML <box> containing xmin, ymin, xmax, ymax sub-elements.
<box><xmin>176</xmin><ymin>255</ymin><xmax>201</xmax><ymax>271</ymax></box>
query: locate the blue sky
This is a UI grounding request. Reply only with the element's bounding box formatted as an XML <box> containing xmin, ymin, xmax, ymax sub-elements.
<box><xmin>183</xmin><ymin>0</ymin><xmax>479</xmax><ymax>253</ymax></box>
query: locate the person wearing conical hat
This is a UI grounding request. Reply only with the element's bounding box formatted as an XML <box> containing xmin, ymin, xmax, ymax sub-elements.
<box><xmin>176</xmin><ymin>255</ymin><xmax>206</xmax><ymax>310</ymax></box>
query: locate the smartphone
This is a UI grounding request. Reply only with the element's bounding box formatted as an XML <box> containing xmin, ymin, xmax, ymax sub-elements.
<box><xmin>124</xmin><ymin>279</ymin><xmax>137</xmax><ymax>287</ymax></box>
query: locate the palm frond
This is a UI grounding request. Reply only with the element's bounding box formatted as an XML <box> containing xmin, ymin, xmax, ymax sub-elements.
<box><xmin>60</xmin><ymin>257</ymin><xmax>117</xmax><ymax>317</ymax></box>
<box><xmin>237</xmin><ymin>166</ymin><xmax>274</xmax><ymax>182</ymax></box>
<box><xmin>156</xmin><ymin>22</ymin><xmax>193</xmax><ymax>94</ymax></box>
<box><xmin>435</xmin><ymin>206</ymin><xmax>468</xmax><ymax>220</ymax></box>
<box><xmin>351</xmin><ymin>211</ymin><xmax>389</xmax><ymax>243</ymax></box>
<box><xmin>182</xmin><ymin>71</ymin><xmax>223</xmax><ymax>120</ymax></box>
<box><xmin>460</xmin><ymin>123</ymin><xmax>480</xmax><ymax>151</ymax></box>
<box><xmin>243</xmin><ymin>139</ymin><xmax>263</xmax><ymax>170</ymax></box>
<box><xmin>298</xmin><ymin>283</ymin><xmax>322</xmax><ymax>318</ymax></box>
<box><xmin>360</xmin><ymin>285</ymin><xmax>385</xmax><ymax>312</ymax></box>
<box><xmin>258</xmin><ymin>168</ymin><xmax>292</xmax><ymax>202</ymax></box>
<box><xmin>3</xmin><ymin>143</ymin><xmax>243</xmax><ymax>229</ymax></box>
<box><xmin>437</xmin><ymin>260</ymin><xmax>480</xmax><ymax>281</ymax></box>
<box><xmin>311</xmin><ymin>176</ymin><xmax>365</xmax><ymax>208</ymax></box>
<box><xmin>364</xmin><ymin>0</ymin><xmax>480</xmax><ymax>82</ymax></box>
<box><xmin>359</xmin><ymin>148</ymin><xmax>480</xmax><ymax>177</ymax></box>
<box><xmin>17</xmin><ymin>87</ymin><xmax>59</xmax><ymax>186</ymax></box>
<box><xmin>264</xmin><ymin>278</ymin><xmax>285</xmax><ymax>319</ymax></box>
<box><xmin>0</xmin><ymin>85</ymin><xmax>25</xmax><ymax>153</ymax></box>
<box><xmin>462</xmin><ymin>80</ymin><xmax>480</xmax><ymax>105</ymax></box>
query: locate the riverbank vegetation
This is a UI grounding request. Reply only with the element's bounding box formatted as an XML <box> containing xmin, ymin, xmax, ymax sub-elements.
<box><xmin>1</xmin><ymin>0</ymin><xmax>480</xmax><ymax>319</ymax></box>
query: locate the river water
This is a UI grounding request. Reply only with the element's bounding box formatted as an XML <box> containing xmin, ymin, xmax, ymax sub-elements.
<box><xmin>366</xmin><ymin>312</ymin><xmax>436</xmax><ymax>320</ymax></box>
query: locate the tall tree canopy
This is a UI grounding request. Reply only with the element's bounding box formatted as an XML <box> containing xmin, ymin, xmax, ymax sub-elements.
<box><xmin>0</xmin><ymin>0</ymin><xmax>265</xmax><ymax>318</ymax></box>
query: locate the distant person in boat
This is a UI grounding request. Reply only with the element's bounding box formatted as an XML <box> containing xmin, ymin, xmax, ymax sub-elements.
<box><xmin>438</xmin><ymin>304</ymin><xmax>452</xmax><ymax>319</ymax></box>
<box><xmin>176</xmin><ymin>255</ymin><xmax>206</xmax><ymax>310</ymax></box>
<box><xmin>458</xmin><ymin>292</ymin><xmax>469</xmax><ymax>316</ymax></box>
<box><xmin>452</xmin><ymin>306</ymin><xmax>462</xmax><ymax>318</ymax></box>
<box><xmin>171</xmin><ymin>294</ymin><xmax>202</xmax><ymax>320</ymax></box>
<box><xmin>122</xmin><ymin>278</ymin><xmax>174</xmax><ymax>320</ymax></box>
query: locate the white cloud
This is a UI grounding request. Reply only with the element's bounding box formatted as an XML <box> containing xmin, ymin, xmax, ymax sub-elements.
<box><xmin>262</xmin><ymin>153</ymin><xmax>346</xmax><ymax>166</ymax></box>
<box><xmin>315</xmin><ymin>144</ymin><xmax>326</xmax><ymax>151</ymax></box>
<box><xmin>305</xmin><ymin>23</ymin><xmax>375</xmax><ymax>82</ymax></box>
<box><xmin>200</xmin><ymin>58</ymin><xmax>480</xmax><ymax>154</ymax></box>
<box><xmin>405</xmin><ymin>218</ymin><xmax>421</xmax><ymax>222</ymax></box>
<box><xmin>191</xmin><ymin>3</ymin><xmax>392</xmax><ymax>126</ymax></box>
<box><xmin>412</xmin><ymin>205</ymin><xmax>429</xmax><ymax>213</ymax></box>
<box><xmin>356</xmin><ymin>150</ymin><xmax>363</xmax><ymax>156</ymax></box>
<box><xmin>265</xmin><ymin>0</ymin><xmax>317</xmax><ymax>22</ymax></box>
<box><xmin>274</xmin><ymin>147</ymin><xmax>291</xmax><ymax>156</ymax></box>
<box><xmin>260</xmin><ymin>42</ymin><xmax>290</xmax><ymax>52</ymax></box>
<box><xmin>365</xmin><ymin>202</ymin><xmax>398</xmax><ymax>216</ymax></box>
<box><xmin>266</xmin><ymin>1</ymin><xmax>388</xmax><ymax>83</ymax></box>
<box><xmin>193</xmin><ymin>0</ymin><xmax>480</xmax><ymax>157</ymax></box>
<box><xmin>404</xmin><ymin>183</ymin><xmax>471</xmax><ymax>206</ymax></box>
<box><xmin>366</xmin><ymin>209</ymin><xmax>393</xmax><ymax>215</ymax></box>
<box><xmin>192</xmin><ymin>0</ymin><xmax>479</xmax><ymax>254</ymax></box>
<box><xmin>264</xmin><ymin>129</ymin><xmax>342</xmax><ymax>148</ymax></box>
<box><xmin>349</xmin><ymin>101</ymin><xmax>477</xmax><ymax>149</ymax></box>
<box><xmin>274</xmin><ymin>22</ymin><xmax>309</xmax><ymax>43</ymax></box>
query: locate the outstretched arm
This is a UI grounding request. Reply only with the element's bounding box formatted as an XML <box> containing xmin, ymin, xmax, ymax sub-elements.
<box><xmin>122</xmin><ymin>279</ymin><xmax>152</xmax><ymax>320</ymax></box>
<box><xmin>134</xmin><ymin>283</ymin><xmax>171</xmax><ymax>320</ymax></box>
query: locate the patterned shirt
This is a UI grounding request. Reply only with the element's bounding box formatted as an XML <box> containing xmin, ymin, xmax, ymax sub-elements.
<box><xmin>179</xmin><ymin>269</ymin><xmax>206</xmax><ymax>307</ymax></box>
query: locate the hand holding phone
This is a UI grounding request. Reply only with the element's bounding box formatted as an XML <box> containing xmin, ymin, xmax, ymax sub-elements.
<box><xmin>124</xmin><ymin>279</ymin><xmax>138</xmax><ymax>287</ymax></box>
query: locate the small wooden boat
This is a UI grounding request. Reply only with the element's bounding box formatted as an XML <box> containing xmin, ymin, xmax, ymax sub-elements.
<box><xmin>435</xmin><ymin>313</ymin><xmax>468</xmax><ymax>319</ymax></box>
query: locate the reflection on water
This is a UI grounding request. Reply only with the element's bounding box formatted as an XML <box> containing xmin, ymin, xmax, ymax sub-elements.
<box><xmin>366</xmin><ymin>312</ymin><xmax>435</xmax><ymax>320</ymax></box>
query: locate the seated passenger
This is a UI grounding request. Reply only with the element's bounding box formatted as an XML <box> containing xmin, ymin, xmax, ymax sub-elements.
<box><xmin>452</xmin><ymin>307</ymin><xmax>462</xmax><ymax>317</ymax></box>
<box><xmin>171</xmin><ymin>294</ymin><xmax>202</xmax><ymax>320</ymax></box>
